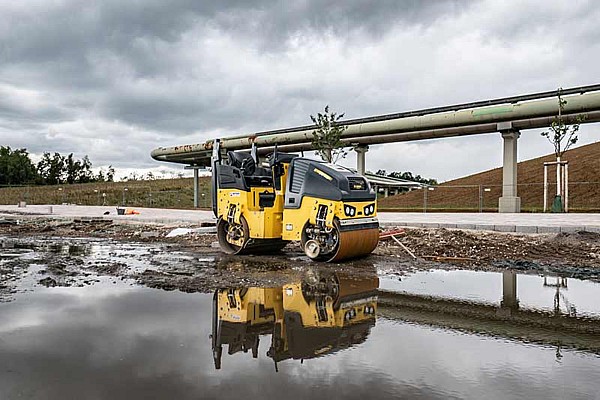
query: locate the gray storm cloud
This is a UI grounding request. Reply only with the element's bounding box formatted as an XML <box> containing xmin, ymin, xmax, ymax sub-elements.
<box><xmin>0</xmin><ymin>0</ymin><xmax>598</xmax><ymax>179</ymax></box>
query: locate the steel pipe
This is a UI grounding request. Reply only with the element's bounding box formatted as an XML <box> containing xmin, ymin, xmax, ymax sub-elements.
<box><xmin>151</xmin><ymin>87</ymin><xmax>600</xmax><ymax>165</ymax></box>
<box><xmin>252</xmin><ymin>110</ymin><xmax>600</xmax><ymax>155</ymax></box>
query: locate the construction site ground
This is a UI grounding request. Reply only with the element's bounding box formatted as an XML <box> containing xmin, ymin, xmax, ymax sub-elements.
<box><xmin>2</xmin><ymin>204</ymin><xmax>600</xmax><ymax>299</ymax></box>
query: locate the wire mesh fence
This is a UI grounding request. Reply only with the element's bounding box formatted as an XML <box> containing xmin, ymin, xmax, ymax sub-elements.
<box><xmin>2</xmin><ymin>180</ymin><xmax>600</xmax><ymax>212</ymax></box>
<box><xmin>377</xmin><ymin>182</ymin><xmax>600</xmax><ymax>212</ymax></box>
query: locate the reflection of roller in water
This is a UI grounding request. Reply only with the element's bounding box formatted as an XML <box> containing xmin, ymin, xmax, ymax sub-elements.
<box><xmin>211</xmin><ymin>287</ymin><xmax>282</xmax><ymax>370</ymax></box>
<box><xmin>211</xmin><ymin>271</ymin><xmax>379</xmax><ymax>370</ymax></box>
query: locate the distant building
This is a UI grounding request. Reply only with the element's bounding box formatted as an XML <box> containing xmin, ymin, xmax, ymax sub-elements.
<box><xmin>363</xmin><ymin>172</ymin><xmax>424</xmax><ymax>197</ymax></box>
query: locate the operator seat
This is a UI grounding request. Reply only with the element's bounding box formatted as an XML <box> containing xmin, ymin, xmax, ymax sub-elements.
<box><xmin>227</xmin><ymin>150</ymin><xmax>272</xmax><ymax>187</ymax></box>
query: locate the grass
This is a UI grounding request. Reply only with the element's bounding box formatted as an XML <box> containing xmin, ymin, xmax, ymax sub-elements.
<box><xmin>0</xmin><ymin>177</ymin><xmax>213</xmax><ymax>209</ymax></box>
<box><xmin>378</xmin><ymin>141</ymin><xmax>600</xmax><ymax>212</ymax></box>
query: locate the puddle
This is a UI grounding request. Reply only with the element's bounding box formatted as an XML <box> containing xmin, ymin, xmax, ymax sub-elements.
<box><xmin>380</xmin><ymin>269</ymin><xmax>600</xmax><ymax>319</ymax></box>
<box><xmin>1</xmin><ymin>239</ymin><xmax>600</xmax><ymax>399</ymax></box>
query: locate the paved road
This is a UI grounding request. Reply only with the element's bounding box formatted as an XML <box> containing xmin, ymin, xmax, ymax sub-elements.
<box><xmin>377</xmin><ymin>212</ymin><xmax>600</xmax><ymax>233</ymax></box>
<box><xmin>0</xmin><ymin>205</ymin><xmax>215</xmax><ymax>225</ymax></box>
<box><xmin>1</xmin><ymin>204</ymin><xmax>600</xmax><ymax>233</ymax></box>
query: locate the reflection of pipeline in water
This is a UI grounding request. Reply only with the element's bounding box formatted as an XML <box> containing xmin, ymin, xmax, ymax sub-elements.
<box><xmin>210</xmin><ymin>271</ymin><xmax>379</xmax><ymax>370</ymax></box>
<box><xmin>378</xmin><ymin>289</ymin><xmax>600</xmax><ymax>356</ymax></box>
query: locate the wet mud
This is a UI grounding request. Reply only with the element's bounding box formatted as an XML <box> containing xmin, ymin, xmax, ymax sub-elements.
<box><xmin>1</xmin><ymin>218</ymin><xmax>600</xmax><ymax>302</ymax></box>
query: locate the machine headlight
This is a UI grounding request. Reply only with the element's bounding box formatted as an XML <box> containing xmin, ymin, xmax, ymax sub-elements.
<box><xmin>363</xmin><ymin>305</ymin><xmax>375</xmax><ymax>315</ymax></box>
<box><xmin>345</xmin><ymin>309</ymin><xmax>357</xmax><ymax>320</ymax></box>
<box><xmin>364</xmin><ymin>203</ymin><xmax>375</xmax><ymax>216</ymax></box>
<box><xmin>344</xmin><ymin>205</ymin><xmax>356</xmax><ymax>217</ymax></box>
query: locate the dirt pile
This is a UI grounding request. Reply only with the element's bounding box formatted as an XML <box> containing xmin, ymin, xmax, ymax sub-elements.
<box><xmin>376</xmin><ymin>227</ymin><xmax>600</xmax><ymax>269</ymax></box>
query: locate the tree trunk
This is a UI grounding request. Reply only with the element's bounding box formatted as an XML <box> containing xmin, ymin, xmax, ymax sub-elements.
<box><xmin>556</xmin><ymin>156</ymin><xmax>561</xmax><ymax>197</ymax></box>
<box><xmin>325</xmin><ymin>149</ymin><xmax>332</xmax><ymax>163</ymax></box>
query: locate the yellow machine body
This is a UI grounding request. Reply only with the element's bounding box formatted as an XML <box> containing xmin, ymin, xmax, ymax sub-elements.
<box><xmin>281</xmin><ymin>197</ymin><xmax>377</xmax><ymax>241</ymax></box>
<box><xmin>217</xmin><ymin>187</ymin><xmax>284</xmax><ymax>240</ymax></box>
<box><xmin>212</xmin><ymin>144</ymin><xmax>379</xmax><ymax>261</ymax></box>
<box><xmin>282</xmin><ymin>273</ymin><xmax>379</xmax><ymax>328</ymax></box>
<box><xmin>217</xmin><ymin>287</ymin><xmax>283</xmax><ymax>325</ymax></box>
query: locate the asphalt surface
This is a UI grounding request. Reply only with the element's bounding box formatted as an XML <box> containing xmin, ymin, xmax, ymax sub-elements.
<box><xmin>2</xmin><ymin>204</ymin><xmax>600</xmax><ymax>233</ymax></box>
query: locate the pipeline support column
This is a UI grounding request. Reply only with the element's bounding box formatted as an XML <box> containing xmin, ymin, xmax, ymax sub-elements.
<box><xmin>186</xmin><ymin>165</ymin><xmax>203</xmax><ymax>208</ymax></box>
<box><xmin>355</xmin><ymin>145</ymin><xmax>369</xmax><ymax>176</ymax></box>
<box><xmin>498</xmin><ymin>124</ymin><xmax>521</xmax><ymax>213</ymax></box>
<box><xmin>193</xmin><ymin>167</ymin><xmax>199</xmax><ymax>208</ymax></box>
<box><xmin>501</xmin><ymin>271</ymin><xmax>519</xmax><ymax>309</ymax></box>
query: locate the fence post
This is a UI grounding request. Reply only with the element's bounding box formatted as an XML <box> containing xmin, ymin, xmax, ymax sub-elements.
<box><xmin>423</xmin><ymin>187</ymin><xmax>428</xmax><ymax>213</ymax></box>
<box><xmin>478</xmin><ymin>185</ymin><xmax>483</xmax><ymax>213</ymax></box>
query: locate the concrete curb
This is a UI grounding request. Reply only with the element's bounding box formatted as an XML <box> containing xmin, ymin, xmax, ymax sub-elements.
<box><xmin>380</xmin><ymin>220</ymin><xmax>600</xmax><ymax>234</ymax></box>
<box><xmin>4</xmin><ymin>209</ymin><xmax>600</xmax><ymax>235</ymax></box>
<box><xmin>0</xmin><ymin>213</ymin><xmax>216</xmax><ymax>226</ymax></box>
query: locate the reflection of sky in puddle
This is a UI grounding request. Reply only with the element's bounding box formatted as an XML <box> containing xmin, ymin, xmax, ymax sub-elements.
<box><xmin>1</xmin><ymin>283</ymin><xmax>599</xmax><ymax>400</ymax></box>
<box><xmin>380</xmin><ymin>270</ymin><xmax>600</xmax><ymax>319</ymax></box>
<box><xmin>3</xmin><ymin>236</ymin><xmax>600</xmax><ymax>399</ymax></box>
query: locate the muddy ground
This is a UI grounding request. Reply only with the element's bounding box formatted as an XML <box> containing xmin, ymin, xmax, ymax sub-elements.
<box><xmin>1</xmin><ymin>217</ymin><xmax>600</xmax><ymax>300</ymax></box>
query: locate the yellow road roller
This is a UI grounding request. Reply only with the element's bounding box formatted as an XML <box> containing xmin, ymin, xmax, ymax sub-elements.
<box><xmin>211</xmin><ymin>140</ymin><xmax>379</xmax><ymax>262</ymax></box>
<box><xmin>211</xmin><ymin>271</ymin><xmax>378</xmax><ymax>369</ymax></box>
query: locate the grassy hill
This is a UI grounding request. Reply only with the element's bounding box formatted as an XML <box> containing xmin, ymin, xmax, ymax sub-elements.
<box><xmin>3</xmin><ymin>141</ymin><xmax>600</xmax><ymax>212</ymax></box>
<box><xmin>378</xmin><ymin>141</ymin><xmax>600</xmax><ymax>212</ymax></box>
<box><xmin>0</xmin><ymin>177</ymin><xmax>212</xmax><ymax>209</ymax></box>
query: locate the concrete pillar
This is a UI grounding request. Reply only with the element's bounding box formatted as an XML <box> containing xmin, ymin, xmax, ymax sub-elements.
<box><xmin>193</xmin><ymin>167</ymin><xmax>199</xmax><ymax>208</ymax></box>
<box><xmin>354</xmin><ymin>145</ymin><xmax>369</xmax><ymax>175</ymax></box>
<box><xmin>501</xmin><ymin>271</ymin><xmax>519</xmax><ymax>309</ymax></box>
<box><xmin>384</xmin><ymin>187</ymin><xmax>389</xmax><ymax>197</ymax></box>
<box><xmin>498</xmin><ymin>124</ymin><xmax>521</xmax><ymax>213</ymax></box>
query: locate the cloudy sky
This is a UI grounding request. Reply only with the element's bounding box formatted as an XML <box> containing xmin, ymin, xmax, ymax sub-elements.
<box><xmin>1</xmin><ymin>0</ymin><xmax>599</xmax><ymax>181</ymax></box>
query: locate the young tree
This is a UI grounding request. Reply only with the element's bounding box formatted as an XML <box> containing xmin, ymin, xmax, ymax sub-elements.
<box><xmin>540</xmin><ymin>88</ymin><xmax>583</xmax><ymax>211</ymax></box>
<box><xmin>540</xmin><ymin>88</ymin><xmax>581</xmax><ymax>160</ymax></box>
<box><xmin>310</xmin><ymin>105</ymin><xmax>348</xmax><ymax>164</ymax></box>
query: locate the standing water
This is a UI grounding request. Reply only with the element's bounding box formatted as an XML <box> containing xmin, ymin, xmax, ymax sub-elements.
<box><xmin>1</xmin><ymin>241</ymin><xmax>600</xmax><ymax>399</ymax></box>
